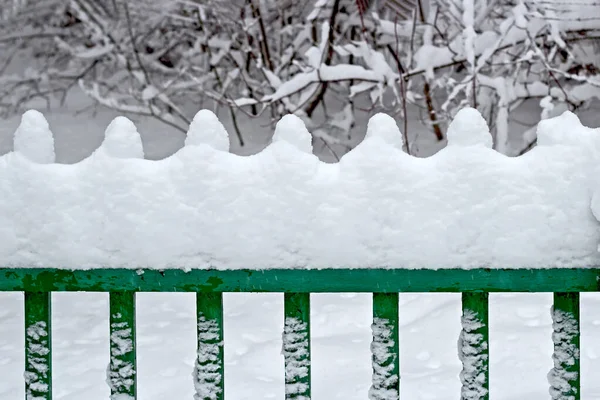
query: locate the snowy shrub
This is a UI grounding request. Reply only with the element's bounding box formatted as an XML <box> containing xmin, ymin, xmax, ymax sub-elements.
<box><xmin>0</xmin><ymin>0</ymin><xmax>599</xmax><ymax>157</ymax></box>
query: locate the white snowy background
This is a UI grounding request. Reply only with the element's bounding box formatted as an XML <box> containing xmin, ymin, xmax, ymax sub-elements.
<box><xmin>2</xmin><ymin>0</ymin><xmax>600</xmax><ymax>398</ymax></box>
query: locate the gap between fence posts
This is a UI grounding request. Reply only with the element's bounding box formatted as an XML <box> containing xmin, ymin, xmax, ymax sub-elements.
<box><xmin>194</xmin><ymin>292</ymin><xmax>224</xmax><ymax>400</ymax></box>
<box><xmin>550</xmin><ymin>292</ymin><xmax>580</xmax><ymax>400</ymax></box>
<box><xmin>460</xmin><ymin>292</ymin><xmax>489</xmax><ymax>400</ymax></box>
<box><xmin>283</xmin><ymin>293</ymin><xmax>311</xmax><ymax>400</ymax></box>
<box><xmin>109</xmin><ymin>291</ymin><xmax>137</xmax><ymax>399</ymax></box>
<box><xmin>24</xmin><ymin>291</ymin><xmax>52</xmax><ymax>400</ymax></box>
<box><xmin>370</xmin><ymin>292</ymin><xmax>400</xmax><ymax>400</ymax></box>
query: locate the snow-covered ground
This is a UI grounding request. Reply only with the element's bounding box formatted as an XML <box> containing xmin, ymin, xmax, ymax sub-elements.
<box><xmin>2</xmin><ymin>293</ymin><xmax>600</xmax><ymax>400</ymax></box>
<box><xmin>2</xmin><ymin>96</ymin><xmax>600</xmax><ymax>399</ymax></box>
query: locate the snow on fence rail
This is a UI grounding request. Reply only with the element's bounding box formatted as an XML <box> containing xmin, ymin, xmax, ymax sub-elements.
<box><xmin>0</xmin><ymin>108</ymin><xmax>599</xmax><ymax>399</ymax></box>
<box><xmin>2</xmin><ymin>108</ymin><xmax>600</xmax><ymax>270</ymax></box>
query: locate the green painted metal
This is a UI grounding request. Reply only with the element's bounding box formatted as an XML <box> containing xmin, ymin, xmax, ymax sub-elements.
<box><xmin>283</xmin><ymin>293</ymin><xmax>311</xmax><ymax>400</ymax></box>
<box><xmin>549</xmin><ymin>292</ymin><xmax>580</xmax><ymax>400</ymax></box>
<box><xmin>194</xmin><ymin>293</ymin><xmax>224</xmax><ymax>400</ymax></box>
<box><xmin>370</xmin><ymin>293</ymin><xmax>399</xmax><ymax>400</ymax></box>
<box><xmin>108</xmin><ymin>291</ymin><xmax>137</xmax><ymax>399</ymax></box>
<box><xmin>2</xmin><ymin>268</ymin><xmax>600</xmax><ymax>293</ymax></box>
<box><xmin>24</xmin><ymin>292</ymin><xmax>52</xmax><ymax>400</ymax></box>
<box><xmin>460</xmin><ymin>292</ymin><xmax>489</xmax><ymax>400</ymax></box>
<box><xmin>6</xmin><ymin>267</ymin><xmax>600</xmax><ymax>400</ymax></box>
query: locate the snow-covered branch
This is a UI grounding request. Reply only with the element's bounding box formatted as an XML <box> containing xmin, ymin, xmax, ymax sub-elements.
<box><xmin>1</xmin><ymin>0</ymin><xmax>599</xmax><ymax>155</ymax></box>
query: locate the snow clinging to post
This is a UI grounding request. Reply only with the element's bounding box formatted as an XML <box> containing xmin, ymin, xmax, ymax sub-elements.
<box><xmin>446</xmin><ymin>107</ymin><xmax>492</xmax><ymax>148</ymax></box>
<box><xmin>13</xmin><ymin>109</ymin><xmax>55</xmax><ymax>164</ymax></box>
<box><xmin>282</xmin><ymin>317</ymin><xmax>310</xmax><ymax>400</ymax></box>
<box><xmin>186</xmin><ymin>109</ymin><xmax>230</xmax><ymax>151</ymax></box>
<box><xmin>99</xmin><ymin>117</ymin><xmax>144</xmax><ymax>159</ymax></box>
<box><xmin>193</xmin><ymin>315</ymin><xmax>223</xmax><ymax>400</ymax></box>
<box><xmin>458</xmin><ymin>310</ymin><xmax>489</xmax><ymax>400</ymax></box>
<box><xmin>369</xmin><ymin>317</ymin><xmax>398</xmax><ymax>400</ymax></box>
<box><xmin>25</xmin><ymin>321</ymin><xmax>50</xmax><ymax>400</ymax></box>
<box><xmin>272</xmin><ymin>114</ymin><xmax>313</xmax><ymax>154</ymax></box>
<box><xmin>548</xmin><ymin>307</ymin><xmax>580</xmax><ymax>400</ymax></box>
<box><xmin>108</xmin><ymin>319</ymin><xmax>135</xmax><ymax>400</ymax></box>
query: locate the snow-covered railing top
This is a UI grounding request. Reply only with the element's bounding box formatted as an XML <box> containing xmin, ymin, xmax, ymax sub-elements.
<box><xmin>1</xmin><ymin>108</ymin><xmax>600</xmax><ymax>269</ymax></box>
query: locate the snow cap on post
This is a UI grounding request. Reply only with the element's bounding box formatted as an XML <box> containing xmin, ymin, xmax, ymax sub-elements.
<box><xmin>365</xmin><ymin>113</ymin><xmax>404</xmax><ymax>150</ymax></box>
<box><xmin>13</xmin><ymin>109</ymin><xmax>55</xmax><ymax>163</ymax></box>
<box><xmin>536</xmin><ymin>111</ymin><xmax>583</xmax><ymax>147</ymax></box>
<box><xmin>272</xmin><ymin>114</ymin><xmax>313</xmax><ymax>154</ymax></box>
<box><xmin>101</xmin><ymin>116</ymin><xmax>144</xmax><ymax>159</ymax></box>
<box><xmin>185</xmin><ymin>109</ymin><xmax>230</xmax><ymax>151</ymax></box>
<box><xmin>447</xmin><ymin>107</ymin><xmax>492</xmax><ymax>148</ymax></box>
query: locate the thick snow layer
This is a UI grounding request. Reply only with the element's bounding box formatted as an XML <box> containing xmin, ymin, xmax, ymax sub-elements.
<box><xmin>1</xmin><ymin>108</ymin><xmax>600</xmax><ymax>270</ymax></box>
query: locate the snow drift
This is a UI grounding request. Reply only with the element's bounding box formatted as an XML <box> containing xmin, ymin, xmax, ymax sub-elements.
<box><xmin>1</xmin><ymin>108</ymin><xmax>600</xmax><ymax>270</ymax></box>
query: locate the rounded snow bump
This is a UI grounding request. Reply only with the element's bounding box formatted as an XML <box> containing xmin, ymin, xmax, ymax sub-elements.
<box><xmin>365</xmin><ymin>113</ymin><xmax>404</xmax><ymax>150</ymax></box>
<box><xmin>185</xmin><ymin>109</ymin><xmax>230</xmax><ymax>151</ymax></box>
<box><xmin>101</xmin><ymin>116</ymin><xmax>144</xmax><ymax>159</ymax></box>
<box><xmin>447</xmin><ymin>107</ymin><xmax>492</xmax><ymax>148</ymax></box>
<box><xmin>13</xmin><ymin>109</ymin><xmax>55</xmax><ymax>164</ymax></box>
<box><xmin>536</xmin><ymin>111</ymin><xmax>584</xmax><ymax>147</ymax></box>
<box><xmin>272</xmin><ymin>114</ymin><xmax>313</xmax><ymax>154</ymax></box>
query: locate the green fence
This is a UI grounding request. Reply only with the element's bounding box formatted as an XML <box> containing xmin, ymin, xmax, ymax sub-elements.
<box><xmin>1</xmin><ymin>267</ymin><xmax>596</xmax><ymax>400</ymax></box>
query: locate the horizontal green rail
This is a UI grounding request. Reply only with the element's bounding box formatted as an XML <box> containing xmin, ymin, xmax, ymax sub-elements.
<box><xmin>3</xmin><ymin>267</ymin><xmax>596</xmax><ymax>400</ymax></box>
<box><xmin>1</xmin><ymin>267</ymin><xmax>600</xmax><ymax>292</ymax></box>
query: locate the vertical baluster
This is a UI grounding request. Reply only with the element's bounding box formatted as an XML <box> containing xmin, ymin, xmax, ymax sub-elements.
<box><xmin>549</xmin><ymin>292</ymin><xmax>580</xmax><ymax>400</ymax></box>
<box><xmin>108</xmin><ymin>291</ymin><xmax>136</xmax><ymax>399</ymax></box>
<box><xmin>194</xmin><ymin>293</ymin><xmax>224</xmax><ymax>400</ymax></box>
<box><xmin>283</xmin><ymin>293</ymin><xmax>311</xmax><ymax>400</ymax></box>
<box><xmin>370</xmin><ymin>293</ymin><xmax>399</xmax><ymax>400</ymax></box>
<box><xmin>460</xmin><ymin>292</ymin><xmax>489</xmax><ymax>400</ymax></box>
<box><xmin>24</xmin><ymin>292</ymin><xmax>52</xmax><ymax>400</ymax></box>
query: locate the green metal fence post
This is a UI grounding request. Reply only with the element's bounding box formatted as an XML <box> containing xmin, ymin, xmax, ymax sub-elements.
<box><xmin>194</xmin><ymin>292</ymin><xmax>224</xmax><ymax>400</ymax></box>
<box><xmin>550</xmin><ymin>292</ymin><xmax>580</xmax><ymax>400</ymax></box>
<box><xmin>460</xmin><ymin>292</ymin><xmax>489</xmax><ymax>400</ymax></box>
<box><xmin>283</xmin><ymin>293</ymin><xmax>311</xmax><ymax>400</ymax></box>
<box><xmin>370</xmin><ymin>293</ymin><xmax>400</xmax><ymax>400</ymax></box>
<box><xmin>24</xmin><ymin>291</ymin><xmax>52</xmax><ymax>400</ymax></box>
<box><xmin>108</xmin><ymin>291</ymin><xmax>136</xmax><ymax>399</ymax></box>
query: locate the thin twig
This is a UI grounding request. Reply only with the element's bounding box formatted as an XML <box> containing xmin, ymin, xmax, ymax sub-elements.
<box><xmin>392</xmin><ymin>15</ymin><xmax>410</xmax><ymax>154</ymax></box>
